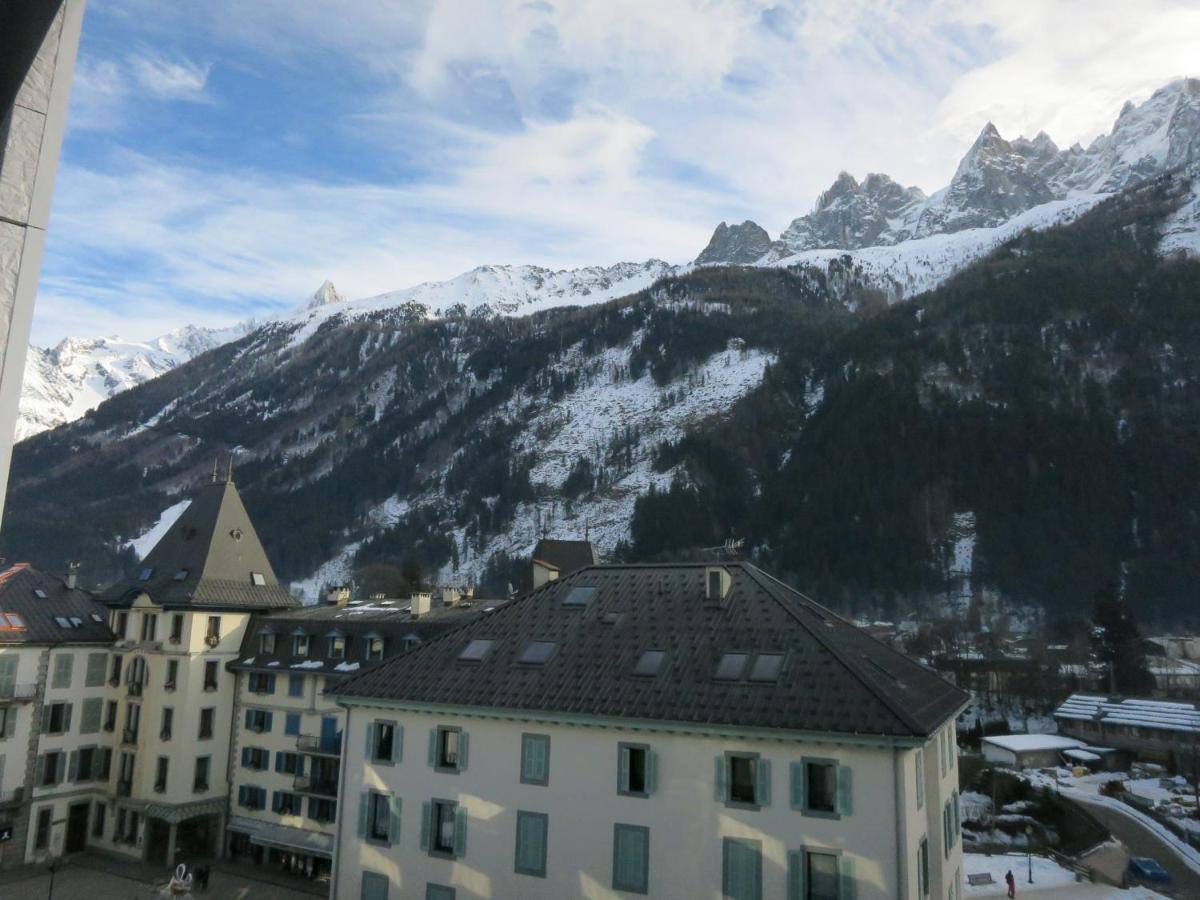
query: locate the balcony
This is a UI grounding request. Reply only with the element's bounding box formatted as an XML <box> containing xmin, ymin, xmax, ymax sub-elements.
<box><xmin>164</xmin><ymin>681</ymin><xmax>176</xmax><ymax>693</ymax></box>
<box><xmin>203</xmin><ymin>682</ymin><xmax>218</xmax><ymax>693</ymax></box>
<box><xmin>297</xmin><ymin>734</ymin><xmax>341</xmax><ymax>756</ymax></box>
<box><xmin>108</xmin><ymin>675</ymin><xmax>121</xmax><ymax>688</ymax></box>
<box><xmin>205</xmin><ymin>634</ymin><xmax>221</xmax><ymax>647</ymax></box>
<box><xmin>168</xmin><ymin>634</ymin><xmax>182</xmax><ymax>645</ymax></box>
<box><xmin>122</xmin><ymin>728</ymin><xmax>138</xmax><ymax>745</ymax></box>
<box><xmin>0</xmin><ymin>683</ymin><xmax>37</xmax><ymax>702</ymax></box>
<box><xmin>137</xmin><ymin>640</ymin><xmax>162</xmax><ymax>652</ymax></box>
<box><xmin>293</xmin><ymin>775</ymin><xmax>338</xmax><ymax>797</ymax></box>
<box><xmin>126</xmin><ymin>681</ymin><xmax>143</xmax><ymax>697</ymax></box>
<box><xmin>117</xmin><ymin>780</ymin><xmax>132</xmax><ymax>797</ymax></box>
<box><xmin>154</xmin><ymin>780</ymin><xmax>167</xmax><ymax>794</ymax></box>
<box><xmin>0</xmin><ymin>787</ymin><xmax>23</xmax><ymax>805</ymax></box>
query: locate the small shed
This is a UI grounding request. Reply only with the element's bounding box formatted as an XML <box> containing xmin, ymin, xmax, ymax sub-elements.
<box><xmin>982</xmin><ymin>734</ymin><xmax>1086</xmax><ymax>769</ymax></box>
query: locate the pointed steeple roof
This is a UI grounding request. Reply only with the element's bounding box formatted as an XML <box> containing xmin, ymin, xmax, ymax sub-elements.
<box><xmin>102</xmin><ymin>479</ymin><xmax>297</xmax><ymax>610</ymax></box>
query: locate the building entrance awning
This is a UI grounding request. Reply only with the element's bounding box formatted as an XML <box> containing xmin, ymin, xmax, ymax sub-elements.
<box><xmin>229</xmin><ymin>816</ymin><xmax>333</xmax><ymax>858</ymax></box>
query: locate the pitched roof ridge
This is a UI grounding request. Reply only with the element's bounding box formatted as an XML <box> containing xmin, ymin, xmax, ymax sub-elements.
<box><xmin>739</xmin><ymin>563</ymin><xmax>928</xmax><ymax>736</ymax></box>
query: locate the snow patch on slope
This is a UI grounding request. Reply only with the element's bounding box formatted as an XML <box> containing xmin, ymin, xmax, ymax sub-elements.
<box><xmin>124</xmin><ymin>499</ymin><xmax>191</xmax><ymax>560</ymax></box>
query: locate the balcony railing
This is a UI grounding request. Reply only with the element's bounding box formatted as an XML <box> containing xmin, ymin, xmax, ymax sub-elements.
<box><xmin>205</xmin><ymin>634</ymin><xmax>221</xmax><ymax>647</ymax></box>
<box><xmin>126</xmin><ymin>681</ymin><xmax>143</xmax><ymax>697</ymax></box>
<box><xmin>293</xmin><ymin>775</ymin><xmax>338</xmax><ymax>797</ymax></box>
<box><xmin>122</xmin><ymin>728</ymin><xmax>138</xmax><ymax>745</ymax></box>
<box><xmin>154</xmin><ymin>780</ymin><xmax>167</xmax><ymax>794</ymax></box>
<box><xmin>0</xmin><ymin>786</ymin><xmax>24</xmax><ymax>805</ymax></box>
<box><xmin>0</xmin><ymin>683</ymin><xmax>37</xmax><ymax>702</ymax></box>
<box><xmin>117</xmin><ymin>780</ymin><xmax>132</xmax><ymax>797</ymax></box>
<box><xmin>297</xmin><ymin>734</ymin><xmax>342</xmax><ymax>755</ymax></box>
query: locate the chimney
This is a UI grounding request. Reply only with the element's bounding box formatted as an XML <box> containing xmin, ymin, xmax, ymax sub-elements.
<box><xmin>411</xmin><ymin>592</ymin><xmax>433</xmax><ymax>618</ymax></box>
<box><xmin>66</xmin><ymin>562</ymin><xmax>79</xmax><ymax>590</ymax></box>
<box><xmin>326</xmin><ymin>585</ymin><xmax>351</xmax><ymax>607</ymax></box>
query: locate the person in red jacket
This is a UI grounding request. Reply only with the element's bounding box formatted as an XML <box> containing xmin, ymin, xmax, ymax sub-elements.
<box><xmin>1006</xmin><ymin>869</ymin><xmax>1016</xmax><ymax>898</ymax></box>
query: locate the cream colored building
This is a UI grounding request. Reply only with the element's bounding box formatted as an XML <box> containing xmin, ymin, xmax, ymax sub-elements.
<box><xmin>331</xmin><ymin>563</ymin><xmax>967</xmax><ymax>900</ymax></box>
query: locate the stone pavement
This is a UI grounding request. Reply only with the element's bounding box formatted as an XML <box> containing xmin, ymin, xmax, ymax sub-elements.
<box><xmin>0</xmin><ymin>851</ymin><xmax>324</xmax><ymax>899</ymax></box>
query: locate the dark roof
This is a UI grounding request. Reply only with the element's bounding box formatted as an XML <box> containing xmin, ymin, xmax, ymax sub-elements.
<box><xmin>229</xmin><ymin>599</ymin><xmax>486</xmax><ymax>677</ymax></box>
<box><xmin>531</xmin><ymin>538</ymin><xmax>598</xmax><ymax>575</ymax></box>
<box><xmin>334</xmin><ymin>563</ymin><xmax>967</xmax><ymax>739</ymax></box>
<box><xmin>102</xmin><ymin>480</ymin><xmax>297</xmax><ymax>611</ymax></box>
<box><xmin>0</xmin><ymin>564</ymin><xmax>115</xmax><ymax>645</ymax></box>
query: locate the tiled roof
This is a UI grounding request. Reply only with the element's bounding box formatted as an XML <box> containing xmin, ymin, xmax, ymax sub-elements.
<box><xmin>531</xmin><ymin>538</ymin><xmax>597</xmax><ymax>575</ymax></box>
<box><xmin>101</xmin><ymin>480</ymin><xmax>297</xmax><ymax>611</ymax></box>
<box><xmin>333</xmin><ymin>563</ymin><xmax>967</xmax><ymax>739</ymax></box>
<box><xmin>229</xmin><ymin>600</ymin><xmax>485</xmax><ymax>677</ymax></box>
<box><xmin>0</xmin><ymin>564</ymin><xmax>115</xmax><ymax>644</ymax></box>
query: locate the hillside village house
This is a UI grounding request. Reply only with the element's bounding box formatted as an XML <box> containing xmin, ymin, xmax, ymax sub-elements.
<box><xmin>1055</xmin><ymin>694</ymin><xmax>1200</xmax><ymax>769</ymax></box>
<box><xmin>0</xmin><ymin>563</ymin><xmax>114</xmax><ymax>868</ymax></box>
<box><xmin>225</xmin><ymin>589</ymin><xmax>479</xmax><ymax>881</ymax></box>
<box><xmin>331</xmin><ymin>563</ymin><xmax>969</xmax><ymax>900</ymax></box>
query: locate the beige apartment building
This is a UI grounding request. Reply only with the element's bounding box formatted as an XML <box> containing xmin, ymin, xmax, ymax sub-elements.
<box><xmin>331</xmin><ymin>563</ymin><xmax>968</xmax><ymax>900</ymax></box>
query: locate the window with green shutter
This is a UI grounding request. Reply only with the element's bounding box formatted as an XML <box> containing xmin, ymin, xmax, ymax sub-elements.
<box><xmin>796</xmin><ymin>757</ymin><xmax>848</xmax><ymax>819</ymax></box>
<box><xmin>619</xmin><ymin>742</ymin><xmax>655</xmax><ymax>796</ymax></box>
<box><xmin>722</xmin><ymin>837</ymin><xmax>762</xmax><ymax>900</ymax></box>
<box><xmin>0</xmin><ymin>656</ymin><xmax>16</xmax><ymax>697</ymax></box>
<box><xmin>360</xmin><ymin>871</ymin><xmax>389</xmax><ymax>900</ymax></box>
<box><xmin>612</xmin><ymin>823</ymin><xmax>649</xmax><ymax>894</ymax></box>
<box><xmin>520</xmin><ymin>733</ymin><xmax>550</xmax><ymax>785</ymax></box>
<box><xmin>807</xmin><ymin>851</ymin><xmax>840</xmax><ymax>900</ymax></box>
<box><xmin>85</xmin><ymin>653</ymin><xmax>107</xmax><ymax>688</ymax></box>
<box><xmin>918</xmin><ymin>838</ymin><xmax>930</xmax><ymax>896</ymax></box>
<box><xmin>514</xmin><ymin>810</ymin><xmax>548</xmax><ymax>877</ymax></box>
<box><xmin>80</xmin><ymin>698</ymin><xmax>102</xmax><ymax>734</ymax></box>
<box><xmin>723</xmin><ymin>752</ymin><xmax>766</xmax><ymax>808</ymax></box>
<box><xmin>915</xmin><ymin>749</ymin><xmax>925</xmax><ymax>809</ymax></box>
<box><xmin>425</xmin><ymin>885</ymin><xmax>455</xmax><ymax>900</ymax></box>
<box><xmin>52</xmin><ymin>653</ymin><xmax>73</xmax><ymax>689</ymax></box>
<box><xmin>787</xmin><ymin>849</ymin><xmax>804</xmax><ymax>900</ymax></box>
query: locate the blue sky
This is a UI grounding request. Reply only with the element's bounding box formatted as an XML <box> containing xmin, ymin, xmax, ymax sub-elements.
<box><xmin>31</xmin><ymin>0</ymin><xmax>1200</xmax><ymax>344</ymax></box>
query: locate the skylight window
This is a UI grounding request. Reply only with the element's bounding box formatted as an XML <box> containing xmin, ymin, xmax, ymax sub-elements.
<box><xmin>69</xmin><ymin>617</ymin><xmax>83</xmax><ymax>627</ymax></box>
<box><xmin>714</xmin><ymin>652</ymin><xmax>750</xmax><ymax>681</ymax></box>
<box><xmin>33</xmin><ymin>589</ymin><xmax>47</xmax><ymax>599</ymax></box>
<box><xmin>251</xmin><ymin>572</ymin><xmax>267</xmax><ymax>586</ymax></box>
<box><xmin>54</xmin><ymin>616</ymin><xmax>73</xmax><ymax>628</ymax></box>
<box><xmin>138</xmin><ymin>568</ymin><xmax>154</xmax><ymax>582</ymax></box>
<box><xmin>562</xmin><ymin>586</ymin><xmax>597</xmax><ymax>607</ymax></box>
<box><xmin>459</xmin><ymin>639</ymin><xmax>497</xmax><ymax>662</ymax></box>
<box><xmin>601</xmin><ymin>612</ymin><xmax>623</xmax><ymax>626</ymax></box>
<box><xmin>632</xmin><ymin>649</ymin><xmax>666</xmax><ymax>677</ymax></box>
<box><xmin>517</xmin><ymin>641</ymin><xmax>558</xmax><ymax>665</ymax></box>
<box><xmin>91</xmin><ymin>614</ymin><xmax>103</xmax><ymax>623</ymax></box>
<box><xmin>173</xmin><ymin>569</ymin><xmax>189</xmax><ymax>582</ymax></box>
<box><xmin>0</xmin><ymin>612</ymin><xmax>26</xmax><ymax>631</ymax></box>
<box><xmin>748</xmin><ymin>653</ymin><xmax>785</xmax><ymax>683</ymax></box>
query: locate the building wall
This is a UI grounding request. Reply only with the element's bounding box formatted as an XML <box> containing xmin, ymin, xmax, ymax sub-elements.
<box><xmin>0</xmin><ymin>645</ymin><xmax>42</xmax><ymax>868</ymax></box>
<box><xmin>334</xmin><ymin>706</ymin><xmax>962</xmax><ymax>900</ymax></box>
<box><xmin>0</xmin><ymin>0</ymin><xmax>86</xmax><ymax>527</ymax></box>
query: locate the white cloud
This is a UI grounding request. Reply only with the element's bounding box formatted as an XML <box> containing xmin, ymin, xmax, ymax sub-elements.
<box><xmin>129</xmin><ymin>55</ymin><xmax>211</xmax><ymax>101</ymax></box>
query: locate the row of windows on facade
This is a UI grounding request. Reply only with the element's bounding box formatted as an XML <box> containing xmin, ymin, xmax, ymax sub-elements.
<box><xmin>111</xmin><ymin>611</ymin><xmax>224</xmax><ymax>644</ymax></box>
<box><xmin>246</xmin><ymin>671</ymin><xmax>347</xmax><ymax>696</ymax></box>
<box><xmin>355</xmin><ymin>802</ymin><xmax>859</xmax><ymax>900</ymax></box>
<box><xmin>135</xmin><ymin>565</ymin><xmax>267</xmax><ymax>587</ymax></box>
<box><xmin>2</xmin><ymin>651</ymin><xmax>226</xmax><ymax>698</ymax></box>
<box><xmin>360</xmin><ymin>722</ymin><xmax>855</xmax><ymax>815</ymax></box>
<box><xmin>32</xmin><ymin>746</ymin><xmax>213</xmax><ymax>794</ymax></box>
<box><xmin>236</xmin><ymin>784</ymin><xmax>337</xmax><ymax>821</ymax></box>
<box><xmin>239</xmin><ymin>744</ymin><xmax>339</xmax><ymax>789</ymax></box>
<box><xmin>255</xmin><ymin>630</ymin><xmax>388</xmax><ymax>661</ymax></box>
<box><xmin>242</xmin><ymin>709</ymin><xmax>341</xmax><ymax>747</ymax></box>
<box><xmin>30</xmin><ymin>696</ymin><xmax>218</xmax><ymax>743</ymax></box>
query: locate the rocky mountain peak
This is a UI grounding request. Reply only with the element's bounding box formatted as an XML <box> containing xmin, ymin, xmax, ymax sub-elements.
<box><xmin>305</xmin><ymin>280</ymin><xmax>346</xmax><ymax>311</ymax></box>
<box><xmin>694</xmin><ymin>220</ymin><xmax>775</xmax><ymax>265</ymax></box>
<box><xmin>815</xmin><ymin>171</ymin><xmax>860</xmax><ymax>211</ymax></box>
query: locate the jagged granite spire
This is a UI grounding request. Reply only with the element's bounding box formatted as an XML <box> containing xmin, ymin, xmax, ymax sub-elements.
<box><xmin>694</xmin><ymin>220</ymin><xmax>775</xmax><ymax>265</ymax></box>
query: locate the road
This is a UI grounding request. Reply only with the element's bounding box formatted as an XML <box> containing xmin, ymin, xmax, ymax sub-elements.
<box><xmin>1068</xmin><ymin>794</ymin><xmax>1200</xmax><ymax>899</ymax></box>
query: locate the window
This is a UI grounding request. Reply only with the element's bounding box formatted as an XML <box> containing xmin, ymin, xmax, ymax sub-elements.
<box><xmin>206</xmin><ymin>616</ymin><xmax>221</xmax><ymax>642</ymax></box>
<box><xmin>199</xmin><ymin>707</ymin><xmax>215</xmax><ymax>739</ymax></box>
<box><xmin>424</xmin><ymin>799</ymin><xmax>463</xmax><ymax>857</ymax></box>
<box><xmin>361</xmin><ymin>872</ymin><xmax>389</xmax><ymax>900</ymax></box>
<box><xmin>722</xmin><ymin>838</ymin><xmax>762</xmax><ymax>900</ymax></box>
<box><xmin>0</xmin><ymin>657</ymin><xmax>15</xmax><ymax>698</ymax></box>
<box><xmin>249</xmin><ymin>672</ymin><xmax>276</xmax><ymax>694</ymax></box>
<box><xmin>275</xmin><ymin>751</ymin><xmax>300</xmax><ymax>774</ymax></box>
<box><xmin>285</xmin><ymin>713</ymin><xmax>301</xmax><ymax>736</ymax></box>
<box><xmin>517</xmin><ymin>640</ymin><xmax>557</xmax><ymax>665</ymax></box>
<box><xmin>251</xmin><ymin>572</ymin><xmax>267</xmax><ymax>586</ymax></box>
<box><xmin>309</xmin><ymin>797</ymin><xmax>337</xmax><ymax>824</ymax></box>
<box><xmin>366</xmin><ymin>792</ymin><xmax>391</xmax><ymax>842</ymax></box>
<box><xmin>274</xmin><ymin>791</ymin><xmax>302</xmax><ymax>815</ymax></box>
<box><xmin>43</xmin><ymin>702</ymin><xmax>70</xmax><ymax>734</ymax></box>
<box><xmin>806</xmin><ymin>761</ymin><xmax>837</xmax><ymax>814</ymax></box>
<box><xmin>514</xmin><ymin>810</ymin><xmax>548</xmax><ymax>877</ymax></box>
<box><xmin>154</xmin><ymin>756</ymin><xmax>169</xmax><ymax>793</ymax></box>
<box><xmin>238</xmin><ymin>786</ymin><xmax>266</xmax><ymax>810</ymax></box>
<box><xmin>194</xmin><ymin>756</ymin><xmax>210</xmax><ymax>792</ymax></box>
<box><xmin>371</xmin><ymin>721</ymin><xmax>399</xmax><ymax>764</ymax></box>
<box><xmin>293</xmin><ymin>634</ymin><xmax>310</xmax><ymax>657</ymax></box>
<box><xmin>116</xmin><ymin>612</ymin><xmax>128</xmax><ymax>637</ymax></box>
<box><xmin>79</xmin><ymin>697</ymin><xmax>102</xmax><ymax>734</ymax></box>
<box><xmin>562</xmin><ymin>585</ymin><xmax>597</xmax><ymax>607</ymax></box>
<box><xmin>807</xmin><ymin>852</ymin><xmax>841</xmax><ymax>900</ymax></box>
<box><xmin>76</xmin><ymin>746</ymin><xmax>97</xmax><ymax>781</ymax></box>
<box><xmin>138</xmin><ymin>567</ymin><xmax>154</xmax><ymax>581</ymax></box>
<box><xmin>52</xmin><ymin>653</ymin><xmax>73</xmax><ymax>689</ymax></box>
<box><xmin>260</xmin><ymin>633</ymin><xmax>276</xmax><ymax>654</ymax></box>
<box><xmin>425</xmin><ymin>885</ymin><xmax>454</xmax><ymax>900</ymax></box>
<box><xmin>0</xmin><ymin>705</ymin><xmax>15</xmax><ymax>737</ymax></box>
<box><xmin>173</xmin><ymin>569</ymin><xmax>189</xmax><ymax>581</ymax></box>
<box><xmin>792</xmin><ymin>758</ymin><xmax>852</xmax><ymax>818</ymax></box>
<box><xmin>92</xmin><ymin>802</ymin><xmax>106</xmax><ymax>838</ymax></box>
<box><xmin>520</xmin><ymin>734</ymin><xmax>550</xmax><ymax>785</ymax></box>
<box><xmin>203</xmin><ymin>660</ymin><xmax>218</xmax><ymax>691</ymax></box>
<box><xmin>612</xmin><ymin>824</ymin><xmax>650</xmax><ymax>894</ymax></box>
<box><xmin>918</xmin><ymin>837</ymin><xmax>930</xmax><ymax>896</ymax></box>
<box><xmin>39</xmin><ymin>751</ymin><xmax>64</xmax><ymax>785</ymax></box>
<box><xmin>719</xmin><ymin>752</ymin><xmax>767</xmax><ymax>808</ymax></box>
<box><xmin>35</xmin><ymin>808</ymin><xmax>51</xmax><ymax>850</ymax></box>
<box><xmin>748</xmin><ymin>653</ymin><xmax>785</xmax><ymax>682</ymax></box>
<box><xmin>245</xmin><ymin>709</ymin><xmax>272</xmax><ymax>733</ymax></box>
<box><xmin>109</xmin><ymin>654</ymin><xmax>122</xmax><ymax>685</ymax></box>
<box><xmin>141</xmin><ymin>614</ymin><xmax>157</xmax><ymax>642</ymax></box>
<box><xmin>714</xmin><ymin>652</ymin><xmax>750</xmax><ymax>681</ymax></box>
<box><xmin>365</xmin><ymin>637</ymin><xmax>384</xmax><ymax>661</ymax></box>
<box><xmin>161</xmin><ymin>707</ymin><xmax>174</xmax><ymax>740</ymax></box>
<box><xmin>329</xmin><ymin>636</ymin><xmax>347</xmax><ymax>659</ymax></box>
<box><xmin>632</xmin><ymin>650</ymin><xmax>666</xmax><ymax>677</ymax></box>
<box><xmin>242</xmin><ymin>747</ymin><xmax>270</xmax><ymax>770</ymax></box>
<box><xmin>170</xmin><ymin>614</ymin><xmax>184</xmax><ymax>643</ymax></box>
<box><xmin>432</xmin><ymin>726</ymin><xmax>467</xmax><ymax>772</ymax></box>
<box><xmin>165</xmin><ymin>659</ymin><xmax>178</xmax><ymax>691</ymax></box>
<box><xmin>85</xmin><ymin>652</ymin><xmax>107</xmax><ymax>687</ymax></box>
<box><xmin>618</xmin><ymin>743</ymin><xmax>655</xmax><ymax>796</ymax></box>
<box><xmin>104</xmin><ymin>700</ymin><xmax>117</xmax><ymax>732</ymax></box>
<box><xmin>124</xmin><ymin>703</ymin><xmax>140</xmax><ymax>741</ymax></box>
<box><xmin>458</xmin><ymin>639</ymin><xmax>495</xmax><ymax>662</ymax></box>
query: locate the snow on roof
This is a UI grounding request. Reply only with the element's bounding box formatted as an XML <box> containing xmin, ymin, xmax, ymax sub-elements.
<box><xmin>983</xmin><ymin>734</ymin><xmax>1086</xmax><ymax>752</ymax></box>
<box><xmin>1055</xmin><ymin>693</ymin><xmax>1200</xmax><ymax>734</ymax></box>
<box><xmin>1063</xmin><ymin>749</ymin><xmax>1102</xmax><ymax>762</ymax></box>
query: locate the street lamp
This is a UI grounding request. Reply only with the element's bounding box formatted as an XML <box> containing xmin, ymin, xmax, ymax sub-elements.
<box><xmin>45</xmin><ymin>854</ymin><xmax>63</xmax><ymax>899</ymax></box>
<box><xmin>1025</xmin><ymin>825</ymin><xmax>1034</xmax><ymax>884</ymax></box>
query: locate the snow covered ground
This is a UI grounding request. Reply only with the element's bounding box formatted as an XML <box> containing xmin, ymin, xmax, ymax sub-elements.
<box><xmin>124</xmin><ymin>499</ymin><xmax>191</xmax><ymax>559</ymax></box>
<box><xmin>962</xmin><ymin>853</ymin><xmax>1166</xmax><ymax>898</ymax></box>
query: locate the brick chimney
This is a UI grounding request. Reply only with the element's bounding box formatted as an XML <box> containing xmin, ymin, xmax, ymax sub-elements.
<box><xmin>411</xmin><ymin>592</ymin><xmax>434</xmax><ymax>618</ymax></box>
<box><xmin>66</xmin><ymin>561</ymin><xmax>79</xmax><ymax>590</ymax></box>
<box><xmin>326</xmin><ymin>585</ymin><xmax>351</xmax><ymax>607</ymax></box>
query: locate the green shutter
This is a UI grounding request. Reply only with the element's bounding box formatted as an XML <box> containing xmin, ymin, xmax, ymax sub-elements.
<box><xmin>454</xmin><ymin>806</ymin><xmax>468</xmax><ymax>857</ymax></box>
<box><xmin>837</xmin><ymin>766</ymin><xmax>853</xmax><ymax>816</ymax></box>
<box><xmin>0</xmin><ymin>657</ymin><xmax>16</xmax><ymax>696</ymax></box>
<box><xmin>420</xmin><ymin>801</ymin><xmax>432</xmax><ymax>850</ymax></box>
<box><xmin>85</xmin><ymin>653</ymin><xmax>106</xmax><ymax>687</ymax></box>
<box><xmin>916</xmin><ymin>750</ymin><xmax>925</xmax><ymax>809</ymax></box>
<box><xmin>458</xmin><ymin>731</ymin><xmax>469</xmax><ymax>771</ymax></box>
<box><xmin>613</xmin><ymin>825</ymin><xmax>648</xmax><ymax>892</ymax></box>
<box><xmin>366</xmin><ymin>722</ymin><xmax>375</xmax><ymax>759</ymax></box>
<box><xmin>358</xmin><ymin>792</ymin><xmax>369</xmax><ymax>838</ymax></box>
<box><xmin>645</xmin><ymin>749</ymin><xmax>657</xmax><ymax>795</ymax></box>
<box><xmin>787</xmin><ymin>849</ymin><xmax>804</xmax><ymax>900</ymax></box>
<box><xmin>69</xmin><ymin>751</ymin><xmax>79</xmax><ymax>781</ymax></box>
<box><xmin>41</xmin><ymin>705</ymin><xmax>51</xmax><ymax>732</ymax></box>
<box><xmin>388</xmin><ymin>796</ymin><xmax>403</xmax><ymax>845</ymax></box>
<box><xmin>393</xmin><ymin>725</ymin><xmax>404</xmax><ymax>763</ymax></box>
<box><xmin>80</xmin><ymin>698</ymin><xmax>102</xmax><ymax>734</ymax></box>
<box><xmin>55</xmin><ymin>753</ymin><xmax>66</xmax><ymax>783</ymax></box>
<box><xmin>840</xmin><ymin>855</ymin><xmax>857</xmax><ymax>900</ymax></box>
<box><xmin>516</xmin><ymin>812</ymin><xmax>545</xmax><ymax>875</ymax></box>
<box><xmin>63</xmin><ymin>703</ymin><xmax>73</xmax><ymax>733</ymax></box>
<box><xmin>428</xmin><ymin>729</ymin><xmax>437</xmax><ymax>767</ymax></box>
<box><xmin>34</xmin><ymin>754</ymin><xmax>44</xmax><ymax>785</ymax></box>
<box><xmin>790</xmin><ymin>761</ymin><xmax>805</xmax><ymax>810</ymax></box>
<box><xmin>756</xmin><ymin>759</ymin><xmax>771</xmax><ymax>807</ymax></box>
<box><xmin>100</xmin><ymin>748</ymin><xmax>111</xmax><ymax>779</ymax></box>
<box><xmin>618</xmin><ymin>746</ymin><xmax>630</xmax><ymax>793</ymax></box>
<box><xmin>714</xmin><ymin>755</ymin><xmax>727</xmax><ymax>802</ymax></box>
<box><xmin>52</xmin><ymin>654</ymin><xmax>73</xmax><ymax>689</ymax></box>
<box><xmin>723</xmin><ymin>838</ymin><xmax>762</xmax><ymax>900</ymax></box>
